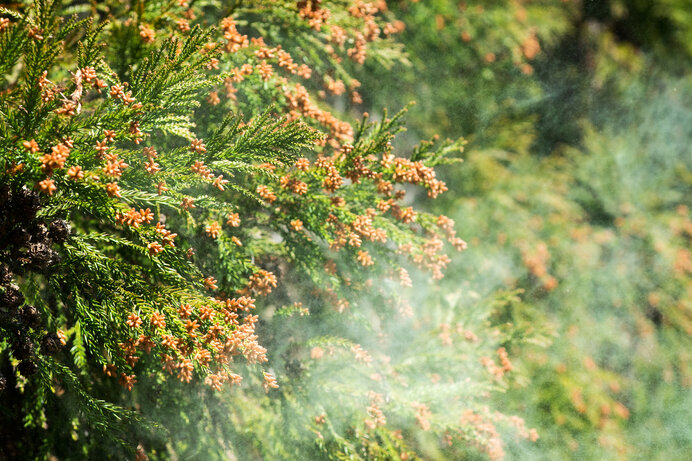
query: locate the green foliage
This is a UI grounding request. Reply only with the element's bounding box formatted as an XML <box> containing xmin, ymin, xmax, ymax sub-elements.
<box><xmin>356</xmin><ymin>1</ymin><xmax>692</xmax><ymax>460</ymax></box>
<box><xmin>0</xmin><ymin>1</ymin><xmax>513</xmax><ymax>460</ymax></box>
<box><xmin>2</xmin><ymin>0</ymin><xmax>690</xmax><ymax>459</ymax></box>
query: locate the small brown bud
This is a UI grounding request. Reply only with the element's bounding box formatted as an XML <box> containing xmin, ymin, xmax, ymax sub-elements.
<box><xmin>41</xmin><ymin>333</ymin><xmax>62</xmax><ymax>355</ymax></box>
<box><xmin>48</xmin><ymin>219</ymin><xmax>71</xmax><ymax>242</ymax></box>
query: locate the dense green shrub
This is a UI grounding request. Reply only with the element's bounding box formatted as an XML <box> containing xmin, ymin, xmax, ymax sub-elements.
<box><xmin>2</xmin><ymin>0</ymin><xmax>690</xmax><ymax>459</ymax></box>
<box><xmin>0</xmin><ymin>1</ymin><xmax>536</xmax><ymax>459</ymax></box>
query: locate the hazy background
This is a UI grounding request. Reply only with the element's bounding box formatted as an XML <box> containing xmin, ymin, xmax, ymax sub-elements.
<box><xmin>353</xmin><ymin>1</ymin><xmax>692</xmax><ymax>459</ymax></box>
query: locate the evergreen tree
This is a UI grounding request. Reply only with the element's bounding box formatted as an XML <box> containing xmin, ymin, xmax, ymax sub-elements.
<box><xmin>0</xmin><ymin>1</ymin><xmax>533</xmax><ymax>459</ymax></box>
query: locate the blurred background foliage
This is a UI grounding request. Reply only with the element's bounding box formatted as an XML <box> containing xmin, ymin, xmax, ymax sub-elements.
<box><xmin>357</xmin><ymin>0</ymin><xmax>692</xmax><ymax>459</ymax></box>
